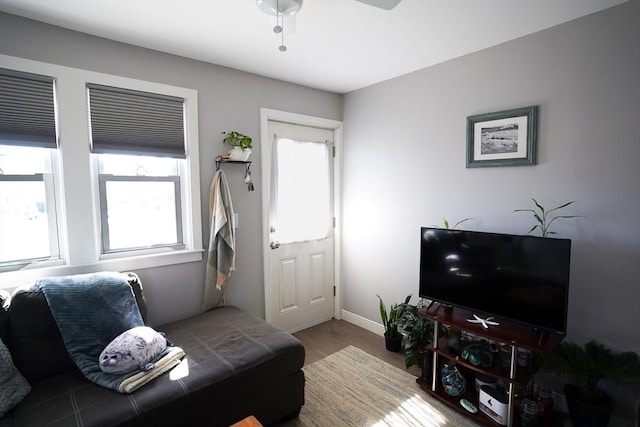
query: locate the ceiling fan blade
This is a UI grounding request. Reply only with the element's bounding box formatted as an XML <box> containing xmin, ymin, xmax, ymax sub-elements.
<box><xmin>354</xmin><ymin>0</ymin><xmax>401</xmax><ymax>10</ymax></box>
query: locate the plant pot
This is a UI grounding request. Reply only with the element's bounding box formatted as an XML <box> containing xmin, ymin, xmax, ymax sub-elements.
<box><xmin>384</xmin><ymin>335</ymin><xmax>402</xmax><ymax>352</ymax></box>
<box><xmin>564</xmin><ymin>384</ymin><xmax>615</xmax><ymax>427</ymax></box>
<box><xmin>228</xmin><ymin>146</ymin><xmax>251</xmax><ymax>161</ymax></box>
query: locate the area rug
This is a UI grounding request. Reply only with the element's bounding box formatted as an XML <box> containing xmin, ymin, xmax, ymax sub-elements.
<box><xmin>282</xmin><ymin>345</ymin><xmax>480</xmax><ymax>427</ymax></box>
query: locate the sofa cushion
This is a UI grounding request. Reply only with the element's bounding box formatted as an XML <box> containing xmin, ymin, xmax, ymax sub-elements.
<box><xmin>0</xmin><ymin>337</ymin><xmax>31</xmax><ymax>418</ymax></box>
<box><xmin>8</xmin><ymin>306</ymin><xmax>305</xmax><ymax>427</ymax></box>
<box><xmin>6</xmin><ymin>272</ymin><xmax>148</xmax><ymax>383</ymax></box>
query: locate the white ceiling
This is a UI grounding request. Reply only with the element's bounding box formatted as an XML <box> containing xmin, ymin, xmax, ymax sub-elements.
<box><xmin>0</xmin><ymin>0</ymin><xmax>627</xmax><ymax>94</ymax></box>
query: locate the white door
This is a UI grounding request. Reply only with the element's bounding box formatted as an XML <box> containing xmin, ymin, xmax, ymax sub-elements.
<box><xmin>262</xmin><ymin>113</ymin><xmax>339</xmax><ymax>333</ymax></box>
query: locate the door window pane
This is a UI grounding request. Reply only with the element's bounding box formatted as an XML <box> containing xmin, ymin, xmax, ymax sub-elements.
<box><xmin>274</xmin><ymin>138</ymin><xmax>330</xmax><ymax>244</ymax></box>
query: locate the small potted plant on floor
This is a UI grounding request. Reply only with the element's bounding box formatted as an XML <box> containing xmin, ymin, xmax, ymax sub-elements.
<box><xmin>396</xmin><ymin>299</ymin><xmax>434</xmax><ymax>368</ymax></box>
<box><xmin>221</xmin><ymin>131</ymin><xmax>252</xmax><ymax>161</ymax></box>
<box><xmin>377</xmin><ymin>294</ymin><xmax>410</xmax><ymax>352</ymax></box>
<box><xmin>538</xmin><ymin>340</ymin><xmax>640</xmax><ymax>427</ymax></box>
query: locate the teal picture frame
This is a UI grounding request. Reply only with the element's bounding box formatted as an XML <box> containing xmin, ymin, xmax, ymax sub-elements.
<box><xmin>466</xmin><ymin>106</ymin><xmax>538</xmax><ymax>168</ymax></box>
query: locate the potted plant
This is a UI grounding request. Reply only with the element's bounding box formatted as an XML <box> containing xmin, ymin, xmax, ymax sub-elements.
<box><xmin>513</xmin><ymin>198</ymin><xmax>582</xmax><ymax>237</ymax></box>
<box><xmin>538</xmin><ymin>340</ymin><xmax>640</xmax><ymax>427</ymax></box>
<box><xmin>221</xmin><ymin>131</ymin><xmax>252</xmax><ymax>161</ymax></box>
<box><xmin>396</xmin><ymin>300</ymin><xmax>434</xmax><ymax>368</ymax></box>
<box><xmin>377</xmin><ymin>294</ymin><xmax>410</xmax><ymax>352</ymax></box>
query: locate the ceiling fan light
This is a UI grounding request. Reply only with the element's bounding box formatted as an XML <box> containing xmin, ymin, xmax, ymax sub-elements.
<box><xmin>256</xmin><ymin>0</ymin><xmax>303</xmax><ymax>17</ymax></box>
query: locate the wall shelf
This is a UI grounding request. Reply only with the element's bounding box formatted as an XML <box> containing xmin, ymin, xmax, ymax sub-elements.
<box><xmin>215</xmin><ymin>157</ymin><xmax>254</xmax><ymax>191</ymax></box>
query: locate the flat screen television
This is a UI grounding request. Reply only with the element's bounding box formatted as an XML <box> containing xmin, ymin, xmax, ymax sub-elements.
<box><xmin>419</xmin><ymin>227</ymin><xmax>571</xmax><ymax>335</ymax></box>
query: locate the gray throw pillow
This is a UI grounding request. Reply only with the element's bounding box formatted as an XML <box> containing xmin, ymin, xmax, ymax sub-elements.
<box><xmin>0</xmin><ymin>337</ymin><xmax>31</xmax><ymax>417</ymax></box>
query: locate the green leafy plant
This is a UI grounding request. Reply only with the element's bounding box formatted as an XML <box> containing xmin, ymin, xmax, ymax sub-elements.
<box><xmin>514</xmin><ymin>198</ymin><xmax>581</xmax><ymax>237</ymax></box>
<box><xmin>396</xmin><ymin>300</ymin><xmax>434</xmax><ymax>368</ymax></box>
<box><xmin>441</xmin><ymin>217</ymin><xmax>472</xmax><ymax>229</ymax></box>
<box><xmin>377</xmin><ymin>294</ymin><xmax>411</xmax><ymax>338</ymax></box>
<box><xmin>539</xmin><ymin>340</ymin><xmax>640</xmax><ymax>405</ymax></box>
<box><xmin>221</xmin><ymin>131</ymin><xmax>252</xmax><ymax>150</ymax></box>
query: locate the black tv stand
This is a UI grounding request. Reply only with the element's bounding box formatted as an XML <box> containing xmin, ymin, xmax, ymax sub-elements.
<box><xmin>418</xmin><ymin>305</ymin><xmax>563</xmax><ymax>427</ymax></box>
<box><xmin>537</xmin><ymin>330</ymin><xmax>547</xmax><ymax>346</ymax></box>
<box><xmin>425</xmin><ymin>300</ymin><xmax>436</xmax><ymax>311</ymax></box>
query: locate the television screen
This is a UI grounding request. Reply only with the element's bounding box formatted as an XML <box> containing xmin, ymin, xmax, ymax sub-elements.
<box><xmin>419</xmin><ymin>227</ymin><xmax>571</xmax><ymax>335</ymax></box>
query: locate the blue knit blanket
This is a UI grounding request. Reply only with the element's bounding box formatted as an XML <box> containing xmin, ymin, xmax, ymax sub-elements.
<box><xmin>36</xmin><ymin>272</ymin><xmax>145</xmax><ymax>391</ymax></box>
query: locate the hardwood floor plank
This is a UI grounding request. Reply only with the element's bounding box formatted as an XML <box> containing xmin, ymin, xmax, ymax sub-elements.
<box><xmin>293</xmin><ymin>319</ymin><xmax>421</xmax><ymax>377</ymax></box>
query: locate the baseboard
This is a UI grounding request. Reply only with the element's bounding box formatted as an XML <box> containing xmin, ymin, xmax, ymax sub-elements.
<box><xmin>341</xmin><ymin>309</ymin><xmax>384</xmax><ymax>337</ymax></box>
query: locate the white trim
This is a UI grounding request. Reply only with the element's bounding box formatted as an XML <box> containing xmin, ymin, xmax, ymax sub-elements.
<box><xmin>0</xmin><ymin>54</ymin><xmax>203</xmax><ymax>290</ymax></box>
<box><xmin>341</xmin><ymin>309</ymin><xmax>385</xmax><ymax>337</ymax></box>
<box><xmin>260</xmin><ymin>108</ymin><xmax>343</xmax><ymax>325</ymax></box>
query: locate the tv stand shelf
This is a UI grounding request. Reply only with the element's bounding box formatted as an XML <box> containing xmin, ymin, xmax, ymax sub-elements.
<box><xmin>418</xmin><ymin>304</ymin><xmax>562</xmax><ymax>427</ymax></box>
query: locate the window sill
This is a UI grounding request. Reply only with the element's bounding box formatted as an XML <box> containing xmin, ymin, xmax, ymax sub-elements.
<box><xmin>0</xmin><ymin>249</ymin><xmax>203</xmax><ymax>291</ymax></box>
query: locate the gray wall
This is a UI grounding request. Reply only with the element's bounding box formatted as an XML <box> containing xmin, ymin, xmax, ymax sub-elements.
<box><xmin>342</xmin><ymin>1</ymin><xmax>639</xmax><ymax>354</ymax></box>
<box><xmin>0</xmin><ymin>12</ymin><xmax>342</xmax><ymax>326</ymax></box>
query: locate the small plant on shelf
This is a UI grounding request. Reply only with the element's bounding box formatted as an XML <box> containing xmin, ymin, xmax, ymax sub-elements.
<box><xmin>221</xmin><ymin>131</ymin><xmax>252</xmax><ymax>150</ymax></box>
<box><xmin>221</xmin><ymin>131</ymin><xmax>252</xmax><ymax>161</ymax></box>
<box><xmin>441</xmin><ymin>217</ymin><xmax>472</xmax><ymax>229</ymax></box>
<box><xmin>513</xmin><ymin>198</ymin><xmax>582</xmax><ymax>237</ymax></box>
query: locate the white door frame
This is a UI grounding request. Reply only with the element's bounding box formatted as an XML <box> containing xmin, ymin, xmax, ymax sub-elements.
<box><xmin>260</xmin><ymin>108</ymin><xmax>343</xmax><ymax>325</ymax></box>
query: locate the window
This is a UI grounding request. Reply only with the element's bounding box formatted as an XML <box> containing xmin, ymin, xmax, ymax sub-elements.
<box><xmin>87</xmin><ymin>84</ymin><xmax>187</xmax><ymax>255</ymax></box>
<box><xmin>97</xmin><ymin>154</ymin><xmax>183</xmax><ymax>253</ymax></box>
<box><xmin>272</xmin><ymin>137</ymin><xmax>331</xmax><ymax>244</ymax></box>
<box><xmin>0</xmin><ymin>55</ymin><xmax>202</xmax><ymax>289</ymax></box>
<box><xmin>0</xmin><ymin>68</ymin><xmax>60</xmax><ymax>271</ymax></box>
<box><xmin>0</xmin><ymin>146</ymin><xmax>59</xmax><ymax>269</ymax></box>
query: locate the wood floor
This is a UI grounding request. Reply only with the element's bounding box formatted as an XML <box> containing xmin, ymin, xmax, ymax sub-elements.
<box><xmin>292</xmin><ymin>319</ymin><xmax>421</xmax><ymax>377</ymax></box>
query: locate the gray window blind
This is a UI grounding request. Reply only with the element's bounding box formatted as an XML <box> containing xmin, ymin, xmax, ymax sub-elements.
<box><xmin>88</xmin><ymin>84</ymin><xmax>186</xmax><ymax>158</ymax></box>
<box><xmin>0</xmin><ymin>68</ymin><xmax>57</xmax><ymax>148</ymax></box>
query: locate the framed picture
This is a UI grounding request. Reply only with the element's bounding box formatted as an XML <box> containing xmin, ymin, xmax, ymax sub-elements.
<box><xmin>466</xmin><ymin>105</ymin><xmax>538</xmax><ymax>168</ymax></box>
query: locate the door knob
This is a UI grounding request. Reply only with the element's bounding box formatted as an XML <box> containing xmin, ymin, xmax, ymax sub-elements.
<box><xmin>270</xmin><ymin>241</ymin><xmax>280</xmax><ymax>250</ymax></box>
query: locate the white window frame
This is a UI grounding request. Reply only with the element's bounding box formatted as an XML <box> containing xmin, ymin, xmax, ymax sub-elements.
<box><xmin>0</xmin><ymin>55</ymin><xmax>203</xmax><ymax>290</ymax></box>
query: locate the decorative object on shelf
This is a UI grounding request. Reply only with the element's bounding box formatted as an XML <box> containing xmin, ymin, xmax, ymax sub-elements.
<box><xmin>461</xmin><ymin>342</ymin><xmax>494</xmax><ymax>368</ymax></box>
<box><xmin>479</xmin><ymin>385</ymin><xmax>509</xmax><ymax>425</ymax></box>
<box><xmin>513</xmin><ymin>198</ymin><xmax>583</xmax><ymax>237</ymax></box>
<box><xmin>466</xmin><ymin>313</ymin><xmax>499</xmax><ymax>329</ymax></box>
<box><xmin>538</xmin><ymin>340</ymin><xmax>640</xmax><ymax>427</ymax></box>
<box><xmin>376</xmin><ymin>294</ymin><xmax>410</xmax><ymax>352</ymax></box>
<box><xmin>221</xmin><ymin>131</ymin><xmax>252</xmax><ymax>161</ymax></box>
<box><xmin>396</xmin><ymin>299</ymin><xmax>434</xmax><ymax>368</ymax></box>
<box><xmin>440</xmin><ymin>361</ymin><xmax>466</xmax><ymax>397</ymax></box>
<box><xmin>517</xmin><ymin>348</ymin><xmax>531</xmax><ymax>367</ymax></box>
<box><xmin>459</xmin><ymin>398</ymin><xmax>478</xmax><ymax>413</ymax></box>
<box><xmin>466</xmin><ymin>105</ymin><xmax>538</xmax><ymax>168</ymax></box>
<box><xmin>536</xmin><ymin>386</ymin><xmax>554</xmax><ymax>418</ymax></box>
<box><xmin>519</xmin><ymin>398</ymin><xmax>539</xmax><ymax>427</ymax></box>
<box><xmin>499</xmin><ymin>344</ymin><xmax>512</xmax><ymax>368</ymax></box>
<box><xmin>444</xmin><ymin>326</ymin><xmax>462</xmax><ymax>355</ymax></box>
<box><xmin>474</xmin><ymin>372</ymin><xmax>497</xmax><ymax>391</ymax></box>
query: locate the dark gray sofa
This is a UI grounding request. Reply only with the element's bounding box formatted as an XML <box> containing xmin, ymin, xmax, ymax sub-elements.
<box><xmin>0</xmin><ymin>274</ymin><xmax>305</xmax><ymax>427</ymax></box>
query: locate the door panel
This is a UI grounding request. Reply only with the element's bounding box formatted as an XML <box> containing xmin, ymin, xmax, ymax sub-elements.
<box><xmin>266</xmin><ymin>120</ymin><xmax>335</xmax><ymax>332</ymax></box>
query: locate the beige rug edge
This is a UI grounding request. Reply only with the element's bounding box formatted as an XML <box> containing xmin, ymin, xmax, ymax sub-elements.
<box><xmin>281</xmin><ymin>345</ymin><xmax>480</xmax><ymax>427</ymax></box>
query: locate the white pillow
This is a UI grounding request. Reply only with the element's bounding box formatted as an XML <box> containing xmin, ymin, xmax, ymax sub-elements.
<box><xmin>99</xmin><ymin>326</ymin><xmax>167</xmax><ymax>375</ymax></box>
